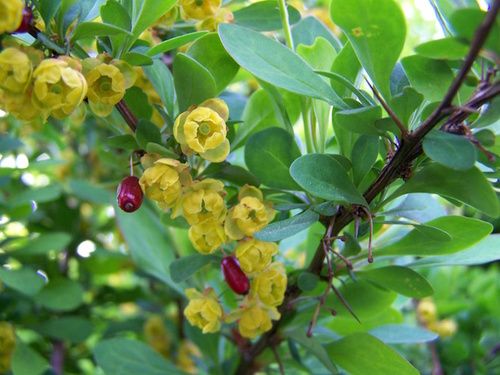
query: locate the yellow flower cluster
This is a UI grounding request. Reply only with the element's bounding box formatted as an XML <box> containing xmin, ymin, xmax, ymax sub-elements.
<box><xmin>0</xmin><ymin>322</ymin><xmax>16</xmax><ymax>373</ymax></box>
<box><xmin>174</xmin><ymin>98</ymin><xmax>230</xmax><ymax>163</ymax></box>
<box><xmin>0</xmin><ymin>45</ymin><xmax>137</xmax><ymax>122</ymax></box>
<box><xmin>179</xmin><ymin>0</ymin><xmax>233</xmax><ymax>31</ymax></box>
<box><xmin>0</xmin><ymin>46</ymin><xmax>87</xmax><ymax>121</ymax></box>
<box><xmin>0</xmin><ymin>0</ymin><xmax>24</xmax><ymax>34</ymax></box>
<box><xmin>417</xmin><ymin>298</ymin><xmax>458</xmax><ymax>338</ymax></box>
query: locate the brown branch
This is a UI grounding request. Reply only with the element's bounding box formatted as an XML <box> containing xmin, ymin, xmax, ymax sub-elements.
<box><xmin>234</xmin><ymin>2</ymin><xmax>500</xmax><ymax>373</ymax></box>
<box><xmin>116</xmin><ymin>100</ymin><xmax>139</xmax><ymax>132</ymax></box>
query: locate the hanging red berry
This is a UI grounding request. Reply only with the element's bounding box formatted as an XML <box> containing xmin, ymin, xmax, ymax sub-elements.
<box><xmin>14</xmin><ymin>7</ymin><xmax>33</xmax><ymax>34</ymax></box>
<box><xmin>221</xmin><ymin>256</ymin><xmax>250</xmax><ymax>295</ymax></box>
<box><xmin>117</xmin><ymin>176</ymin><xmax>143</xmax><ymax>212</ymax></box>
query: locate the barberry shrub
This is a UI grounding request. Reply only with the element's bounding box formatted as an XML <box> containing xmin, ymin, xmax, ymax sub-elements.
<box><xmin>0</xmin><ymin>0</ymin><xmax>499</xmax><ymax>374</ymax></box>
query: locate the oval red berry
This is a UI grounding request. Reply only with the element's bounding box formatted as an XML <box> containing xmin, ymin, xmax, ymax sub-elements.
<box><xmin>221</xmin><ymin>256</ymin><xmax>250</xmax><ymax>295</ymax></box>
<box><xmin>15</xmin><ymin>7</ymin><xmax>33</xmax><ymax>33</ymax></box>
<box><xmin>117</xmin><ymin>176</ymin><xmax>143</xmax><ymax>213</ymax></box>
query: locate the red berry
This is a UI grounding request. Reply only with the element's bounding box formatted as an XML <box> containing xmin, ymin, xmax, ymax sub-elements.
<box><xmin>14</xmin><ymin>7</ymin><xmax>33</xmax><ymax>33</ymax></box>
<box><xmin>221</xmin><ymin>256</ymin><xmax>250</xmax><ymax>295</ymax></box>
<box><xmin>117</xmin><ymin>176</ymin><xmax>143</xmax><ymax>212</ymax></box>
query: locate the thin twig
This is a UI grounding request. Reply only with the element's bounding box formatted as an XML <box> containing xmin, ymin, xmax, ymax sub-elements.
<box><xmin>365</xmin><ymin>77</ymin><xmax>408</xmax><ymax>137</ymax></box>
<box><xmin>271</xmin><ymin>345</ymin><xmax>285</xmax><ymax>375</ymax></box>
<box><xmin>116</xmin><ymin>100</ymin><xmax>139</xmax><ymax>132</ymax></box>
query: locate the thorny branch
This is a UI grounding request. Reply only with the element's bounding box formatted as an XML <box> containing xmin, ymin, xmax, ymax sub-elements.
<box><xmin>235</xmin><ymin>1</ymin><xmax>500</xmax><ymax>373</ymax></box>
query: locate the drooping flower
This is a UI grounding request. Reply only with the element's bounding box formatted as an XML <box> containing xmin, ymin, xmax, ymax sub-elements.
<box><xmin>251</xmin><ymin>262</ymin><xmax>287</xmax><ymax>307</ymax></box>
<box><xmin>174</xmin><ymin>178</ymin><xmax>226</xmax><ymax>225</ymax></box>
<box><xmin>225</xmin><ymin>185</ymin><xmax>276</xmax><ymax>240</ymax></box>
<box><xmin>144</xmin><ymin>315</ymin><xmax>170</xmax><ymax>358</ymax></box>
<box><xmin>180</xmin><ymin>0</ymin><xmax>221</xmax><ymax>21</ymax></box>
<box><xmin>188</xmin><ymin>219</ymin><xmax>226</xmax><ymax>254</ymax></box>
<box><xmin>31</xmin><ymin>58</ymin><xmax>87</xmax><ymax>119</ymax></box>
<box><xmin>0</xmin><ymin>0</ymin><xmax>24</xmax><ymax>34</ymax></box>
<box><xmin>139</xmin><ymin>158</ymin><xmax>191</xmax><ymax>210</ymax></box>
<box><xmin>0</xmin><ymin>48</ymin><xmax>32</xmax><ymax>94</ymax></box>
<box><xmin>235</xmin><ymin>239</ymin><xmax>278</xmax><ymax>275</ymax></box>
<box><xmin>184</xmin><ymin>288</ymin><xmax>223</xmax><ymax>333</ymax></box>
<box><xmin>173</xmin><ymin>98</ymin><xmax>230</xmax><ymax>162</ymax></box>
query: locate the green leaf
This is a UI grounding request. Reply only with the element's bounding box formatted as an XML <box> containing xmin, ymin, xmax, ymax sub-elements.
<box><xmin>358</xmin><ymin>266</ymin><xmax>433</xmax><ymax>298</ymax></box>
<box><xmin>218</xmin><ymin>24</ymin><xmax>345</xmax><ymax>107</ymax></box>
<box><xmin>173</xmin><ymin>53</ymin><xmax>217</xmax><ymax>112</ymax></box>
<box><xmin>232</xmin><ymin>90</ymin><xmax>283</xmax><ymax>149</ymax></box>
<box><xmin>147</xmin><ymin>31</ymin><xmax>208</xmax><ymax>56</ymax></box>
<box><xmin>100</xmin><ymin>0</ymin><xmax>131</xmax><ymax>54</ymax></box>
<box><xmin>325</xmin><ymin>333</ymin><xmax>419</xmax><ymax>375</ymax></box>
<box><xmin>286</xmin><ymin>329</ymin><xmax>338</xmax><ymax>373</ymax></box>
<box><xmin>36</xmin><ymin>316</ymin><xmax>93</xmax><ymax>343</ymax></box>
<box><xmin>449</xmin><ymin>8</ymin><xmax>500</xmax><ymax>55</ymax></box>
<box><xmin>201</xmin><ymin>162</ymin><xmax>260</xmax><ymax>187</ymax></box>
<box><xmin>143</xmin><ymin>60</ymin><xmax>175</xmax><ymax>117</ymax></box>
<box><xmin>123</xmin><ymin>51</ymin><xmax>153</xmax><ymax>66</ymax></box>
<box><xmin>0</xmin><ymin>134</ymin><xmax>23</xmax><ymax>152</ymax></box>
<box><xmin>34</xmin><ymin>278</ymin><xmax>84</xmax><ymax>312</ymax></box>
<box><xmin>351</xmin><ymin>135</ymin><xmax>379</xmax><ymax>186</ymax></box>
<box><xmin>187</xmin><ymin>33</ymin><xmax>239</xmax><ymax>93</ymax></box>
<box><xmin>11</xmin><ymin>340</ymin><xmax>50</xmax><ymax>375</ymax></box>
<box><xmin>325</xmin><ymin>280</ymin><xmax>396</xmax><ymax>321</ymax></box>
<box><xmin>245</xmin><ymin>127</ymin><xmax>301</xmax><ymax>190</ymax></box>
<box><xmin>369</xmin><ymin>324</ymin><xmax>438</xmax><ymax>344</ymax></box>
<box><xmin>297</xmin><ymin>272</ymin><xmax>319</xmax><ymax>292</ymax></box>
<box><xmin>68</xmin><ymin>179</ymin><xmax>113</xmax><ymax>204</ymax></box>
<box><xmin>291</xmin><ymin>16</ymin><xmax>342</xmax><ymax>50</ymax></box>
<box><xmin>389</xmin><ymin>87</ymin><xmax>423</xmax><ymax>127</ymax></box>
<box><xmin>115</xmin><ymin>203</ymin><xmax>181</xmax><ymax>293</ymax></box>
<box><xmin>233</xmin><ymin>1</ymin><xmax>301</xmax><ymax>31</ymax></box>
<box><xmin>38</xmin><ymin>0</ymin><xmax>61</xmax><ymax>29</ymax></box>
<box><xmin>387</xmin><ymin>163</ymin><xmax>500</xmax><ymax>217</ymax></box>
<box><xmin>146</xmin><ymin>143</ymin><xmax>178</xmax><ymax>159</ymax></box>
<box><xmin>135</xmin><ymin>119</ymin><xmax>162</xmax><ymax>149</ymax></box>
<box><xmin>317</xmin><ymin>70</ymin><xmax>372</xmax><ymax>106</ymax></box>
<box><xmin>124</xmin><ymin>86</ymin><xmax>152</xmax><ymax>120</ymax></box>
<box><xmin>0</xmin><ymin>267</ymin><xmax>45</xmax><ymax>296</ymax></box>
<box><xmin>130</xmin><ymin>0</ymin><xmax>177</xmax><ymax>38</ymax></box>
<box><xmin>71</xmin><ymin>22</ymin><xmax>132</xmax><ymax>41</ymax></box>
<box><xmin>412</xmin><ymin>234</ymin><xmax>500</xmax><ymax>267</ymax></box>
<box><xmin>170</xmin><ymin>254</ymin><xmax>219</xmax><ymax>283</ymax></box>
<box><xmin>105</xmin><ymin>134</ymin><xmax>139</xmax><ymax>150</ymax></box>
<box><xmin>94</xmin><ymin>338</ymin><xmax>184</xmax><ymax>375</ymax></box>
<box><xmin>10</xmin><ymin>184</ymin><xmax>62</xmax><ymax>206</ymax></box>
<box><xmin>290</xmin><ymin>154</ymin><xmax>367</xmax><ymax>205</ymax></box>
<box><xmin>423</xmin><ymin>131</ymin><xmax>477</xmax><ymax>171</ymax></box>
<box><xmin>415</xmin><ymin>37</ymin><xmax>469</xmax><ymax>60</ymax></box>
<box><xmin>334</xmin><ymin>106</ymin><xmax>383</xmax><ymax>135</ymax></box>
<box><xmin>472</xmin><ymin>96</ymin><xmax>500</xmax><ymax>128</ymax></box>
<box><xmin>331</xmin><ymin>0</ymin><xmax>406</xmax><ymax>99</ymax></box>
<box><xmin>401</xmin><ymin>55</ymin><xmax>454</xmax><ymax>102</ymax></box>
<box><xmin>254</xmin><ymin>210</ymin><xmax>319</xmax><ymax>242</ymax></box>
<box><xmin>378</xmin><ymin>216</ymin><xmax>492</xmax><ymax>256</ymax></box>
<box><xmin>13</xmin><ymin>232</ymin><xmax>72</xmax><ymax>256</ymax></box>
<box><xmin>331</xmin><ymin>41</ymin><xmax>361</xmax><ymax>97</ymax></box>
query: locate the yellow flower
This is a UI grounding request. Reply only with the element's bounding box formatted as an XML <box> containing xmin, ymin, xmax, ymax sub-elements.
<box><xmin>0</xmin><ymin>89</ymin><xmax>39</xmax><ymax>121</ymax></box>
<box><xmin>0</xmin><ymin>0</ymin><xmax>24</xmax><ymax>34</ymax></box>
<box><xmin>428</xmin><ymin>319</ymin><xmax>457</xmax><ymax>338</ymax></box>
<box><xmin>144</xmin><ymin>315</ymin><xmax>170</xmax><ymax>358</ymax></box>
<box><xmin>0</xmin><ymin>322</ymin><xmax>15</xmax><ymax>373</ymax></box>
<box><xmin>235</xmin><ymin>239</ymin><xmax>278</xmax><ymax>275</ymax></box>
<box><xmin>174</xmin><ymin>178</ymin><xmax>226</xmax><ymax>225</ymax></box>
<box><xmin>174</xmin><ymin>98</ymin><xmax>230</xmax><ymax>162</ymax></box>
<box><xmin>226</xmin><ymin>297</ymin><xmax>280</xmax><ymax>339</ymax></box>
<box><xmin>225</xmin><ymin>185</ymin><xmax>276</xmax><ymax>240</ymax></box>
<box><xmin>139</xmin><ymin>158</ymin><xmax>191</xmax><ymax>210</ymax></box>
<box><xmin>184</xmin><ymin>288</ymin><xmax>223</xmax><ymax>334</ymax></box>
<box><xmin>417</xmin><ymin>298</ymin><xmax>437</xmax><ymax>324</ymax></box>
<box><xmin>155</xmin><ymin>7</ymin><xmax>179</xmax><ymax>29</ymax></box>
<box><xmin>176</xmin><ymin>340</ymin><xmax>201</xmax><ymax>374</ymax></box>
<box><xmin>196</xmin><ymin>8</ymin><xmax>233</xmax><ymax>32</ymax></box>
<box><xmin>0</xmin><ymin>48</ymin><xmax>32</xmax><ymax>94</ymax></box>
<box><xmin>251</xmin><ymin>262</ymin><xmax>287</xmax><ymax>307</ymax></box>
<box><xmin>188</xmin><ymin>219</ymin><xmax>226</xmax><ymax>254</ymax></box>
<box><xmin>32</xmin><ymin>59</ymin><xmax>87</xmax><ymax>119</ymax></box>
<box><xmin>180</xmin><ymin>0</ymin><xmax>221</xmax><ymax>20</ymax></box>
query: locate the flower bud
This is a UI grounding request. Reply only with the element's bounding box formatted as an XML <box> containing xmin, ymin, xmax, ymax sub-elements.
<box><xmin>117</xmin><ymin>176</ymin><xmax>144</xmax><ymax>212</ymax></box>
<box><xmin>0</xmin><ymin>0</ymin><xmax>24</xmax><ymax>34</ymax></box>
<box><xmin>221</xmin><ymin>256</ymin><xmax>249</xmax><ymax>295</ymax></box>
